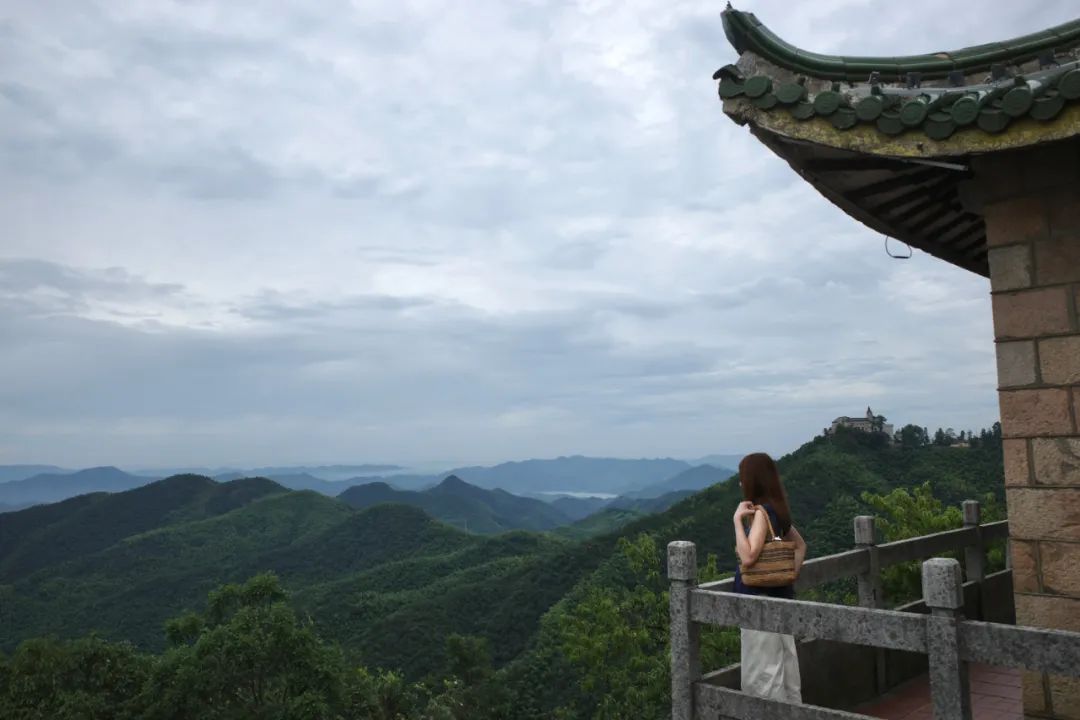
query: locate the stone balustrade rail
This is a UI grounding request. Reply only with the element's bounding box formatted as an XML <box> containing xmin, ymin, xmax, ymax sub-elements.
<box><xmin>668</xmin><ymin>501</ymin><xmax>1080</xmax><ymax>720</ymax></box>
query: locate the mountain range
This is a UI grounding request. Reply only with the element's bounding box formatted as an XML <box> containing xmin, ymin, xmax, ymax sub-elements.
<box><xmin>0</xmin><ymin>466</ymin><xmax>160</xmax><ymax>508</ymax></box>
<box><xmin>0</xmin><ymin>465</ymin><xmax>68</xmax><ymax>483</ymax></box>
<box><xmin>137</xmin><ymin>464</ymin><xmax>406</xmax><ymax>482</ymax></box>
<box><xmin>338</xmin><ymin>475</ymin><xmax>571</xmax><ymax>533</ymax></box>
<box><xmin>0</xmin><ymin>475</ymin><xmax>590</xmax><ymax>678</ymax></box>
<box><xmin>301</xmin><ymin>456</ymin><xmax>707</xmax><ymax>495</ymax></box>
<box><xmin>0</xmin><ymin>457</ymin><xmax>735</xmax><ymax>510</ymax></box>
<box><xmin>620</xmin><ymin>463</ymin><xmax>733</xmax><ymax>499</ymax></box>
<box><xmin>0</xmin><ymin>427</ymin><xmax>1006</xmax><ymax>706</ymax></box>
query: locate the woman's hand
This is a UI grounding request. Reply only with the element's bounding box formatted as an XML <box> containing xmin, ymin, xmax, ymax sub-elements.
<box><xmin>733</xmin><ymin>500</ymin><xmax>756</xmax><ymax>523</ymax></box>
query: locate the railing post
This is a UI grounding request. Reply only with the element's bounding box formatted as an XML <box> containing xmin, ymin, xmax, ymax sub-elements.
<box><xmin>962</xmin><ymin>500</ymin><xmax>986</xmax><ymax>620</ymax></box>
<box><xmin>668</xmin><ymin>541</ymin><xmax>700</xmax><ymax>720</ymax></box>
<box><xmin>922</xmin><ymin>558</ymin><xmax>973</xmax><ymax>720</ymax></box>
<box><xmin>855</xmin><ymin>515</ymin><xmax>887</xmax><ymax>693</ymax></box>
<box><xmin>962</xmin><ymin>500</ymin><xmax>985</xmax><ymax>583</ymax></box>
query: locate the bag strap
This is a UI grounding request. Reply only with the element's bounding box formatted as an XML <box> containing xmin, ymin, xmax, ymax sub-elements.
<box><xmin>754</xmin><ymin>506</ymin><xmax>778</xmax><ymax>541</ymax></box>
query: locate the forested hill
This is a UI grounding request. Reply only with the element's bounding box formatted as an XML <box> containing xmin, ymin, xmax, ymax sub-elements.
<box><xmin>0</xmin><ymin>474</ymin><xmax>286</xmax><ymax>581</ymax></box>
<box><xmin>338</xmin><ymin>474</ymin><xmax>570</xmax><ymax>533</ymax></box>
<box><xmin>609</xmin><ymin>424</ymin><xmax>1004</xmax><ymax>565</ymax></box>
<box><xmin>501</xmin><ymin>425</ymin><xmax>1006</xmax><ymax>717</ymax></box>
<box><xmin>0</xmin><ymin>478</ymin><xmax>592</xmax><ymax>677</ymax></box>
<box><xmin>0</xmin><ymin>426</ymin><xmax>1005</xmax><ymax>719</ymax></box>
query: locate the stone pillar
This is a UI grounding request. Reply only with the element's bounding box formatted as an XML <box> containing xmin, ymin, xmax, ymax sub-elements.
<box><xmin>922</xmin><ymin>558</ymin><xmax>973</xmax><ymax>720</ymax></box>
<box><xmin>854</xmin><ymin>515</ymin><xmax>887</xmax><ymax>693</ymax></box>
<box><xmin>668</xmin><ymin>541</ymin><xmax>700</xmax><ymax>720</ymax></box>
<box><xmin>962</xmin><ymin>501</ymin><xmax>986</xmax><ymax>619</ymax></box>
<box><xmin>975</xmin><ymin>138</ymin><xmax>1080</xmax><ymax>719</ymax></box>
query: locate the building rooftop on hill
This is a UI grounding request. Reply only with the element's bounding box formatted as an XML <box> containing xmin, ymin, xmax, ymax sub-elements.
<box><xmin>701</xmin><ymin>5</ymin><xmax>1080</xmax><ymax>719</ymax></box>
<box><xmin>829</xmin><ymin>407</ymin><xmax>894</xmax><ymax>437</ymax></box>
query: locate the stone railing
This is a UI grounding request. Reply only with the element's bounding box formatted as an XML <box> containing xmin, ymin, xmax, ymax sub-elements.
<box><xmin>668</xmin><ymin>501</ymin><xmax>1080</xmax><ymax>720</ymax></box>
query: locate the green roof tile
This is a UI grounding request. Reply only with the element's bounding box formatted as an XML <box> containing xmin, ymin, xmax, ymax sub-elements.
<box><xmin>744</xmin><ymin>75</ymin><xmax>772</xmax><ymax>98</ymax></box>
<box><xmin>900</xmin><ymin>98</ymin><xmax>930</xmax><ymax>127</ymax></box>
<box><xmin>752</xmin><ymin>92</ymin><xmax>779</xmax><ymax>110</ymax></box>
<box><xmin>718</xmin><ymin>8</ymin><xmax>1080</xmax><ymax>141</ymax></box>
<box><xmin>718</xmin><ymin>78</ymin><xmax>744</xmax><ymax>98</ymax></box>
<box><xmin>775</xmin><ymin>81</ymin><xmax>807</xmax><ymax>105</ymax></box>
<box><xmin>855</xmin><ymin>95</ymin><xmax>885</xmax><ymax>121</ymax></box>
<box><xmin>950</xmin><ymin>95</ymin><xmax>981</xmax><ymax>126</ymax></box>
<box><xmin>876</xmin><ymin>111</ymin><xmax>905</xmax><ymax>136</ymax></box>
<box><xmin>813</xmin><ymin>90</ymin><xmax>843</xmax><ymax>116</ymax></box>
<box><xmin>1059</xmin><ymin>69</ymin><xmax>1080</xmax><ymax>100</ymax></box>
<box><xmin>1030</xmin><ymin>92</ymin><xmax>1066</xmax><ymax>121</ymax></box>
<box><xmin>722</xmin><ymin>7</ymin><xmax>1080</xmax><ymax>82</ymax></box>
<box><xmin>830</xmin><ymin>108</ymin><xmax>858</xmax><ymax>130</ymax></box>
<box><xmin>1002</xmin><ymin>84</ymin><xmax>1035</xmax><ymax>117</ymax></box>
<box><xmin>977</xmin><ymin>108</ymin><xmax>1010</xmax><ymax>133</ymax></box>
<box><xmin>790</xmin><ymin>102</ymin><xmax>815</xmax><ymax>120</ymax></box>
<box><xmin>924</xmin><ymin>112</ymin><xmax>957</xmax><ymax>140</ymax></box>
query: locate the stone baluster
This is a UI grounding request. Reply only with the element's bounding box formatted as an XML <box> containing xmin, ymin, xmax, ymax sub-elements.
<box><xmin>855</xmin><ymin>515</ymin><xmax>887</xmax><ymax>693</ymax></box>
<box><xmin>668</xmin><ymin>541</ymin><xmax>700</xmax><ymax>720</ymax></box>
<box><xmin>923</xmin><ymin>558</ymin><xmax>973</xmax><ymax>720</ymax></box>
<box><xmin>962</xmin><ymin>500</ymin><xmax>986</xmax><ymax>620</ymax></box>
<box><xmin>962</xmin><ymin>500</ymin><xmax>985</xmax><ymax>583</ymax></box>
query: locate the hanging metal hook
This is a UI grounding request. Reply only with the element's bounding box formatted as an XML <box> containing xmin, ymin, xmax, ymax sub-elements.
<box><xmin>884</xmin><ymin>235</ymin><xmax>913</xmax><ymax>259</ymax></box>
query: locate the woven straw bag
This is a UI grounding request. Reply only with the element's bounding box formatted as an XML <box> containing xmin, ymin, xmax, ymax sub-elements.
<box><xmin>739</xmin><ymin>506</ymin><xmax>798</xmax><ymax>588</ymax></box>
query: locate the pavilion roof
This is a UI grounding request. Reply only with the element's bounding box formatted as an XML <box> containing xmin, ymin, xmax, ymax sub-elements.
<box><xmin>717</xmin><ymin>7</ymin><xmax>1080</xmax><ymax>141</ymax></box>
<box><xmin>714</xmin><ymin>6</ymin><xmax>1080</xmax><ymax>277</ymax></box>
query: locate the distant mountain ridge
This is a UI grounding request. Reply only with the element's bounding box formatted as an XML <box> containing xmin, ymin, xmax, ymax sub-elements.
<box><xmin>0</xmin><ymin>465</ymin><xmax>69</xmax><ymax>484</ymax></box>
<box><xmin>418</xmin><ymin>456</ymin><xmax>692</xmax><ymax>494</ymax></box>
<box><xmin>1</xmin><ymin>456</ymin><xmax>707</xmax><ymax>507</ymax></box>
<box><xmin>622</xmin><ymin>463</ymin><xmax>734</xmax><ymax>499</ymax></box>
<box><xmin>0</xmin><ymin>466</ymin><xmax>159</xmax><ymax>507</ymax></box>
<box><xmin>338</xmin><ymin>475</ymin><xmax>570</xmax><ymax>533</ymax></box>
<box><xmin>692</xmin><ymin>454</ymin><xmax>746</xmax><ymax>469</ymax></box>
<box><xmin>609</xmin><ymin>489</ymin><xmax>696</xmax><ymax>514</ymax></box>
<box><xmin>213</xmin><ymin>472</ymin><xmax>358</xmax><ymax>496</ymax></box>
<box><xmin>137</xmin><ymin>464</ymin><xmax>405</xmax><ymax>482</ymax></box>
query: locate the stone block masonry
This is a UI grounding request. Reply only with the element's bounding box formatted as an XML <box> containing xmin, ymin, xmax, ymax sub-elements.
<box><xmin>979</xmin><ymin>141</ymin><xmax>1080</xmax><ymax>720</ymax></box>
<box><xmin>991</xmin><ymin>287</ymin><xmax>1073</xmax><ymax>339</ymax></box>
<box><xmin>1003</xmin><ymin>438</ymin><xmax>1032</xmax><ymax>486</ymax></box>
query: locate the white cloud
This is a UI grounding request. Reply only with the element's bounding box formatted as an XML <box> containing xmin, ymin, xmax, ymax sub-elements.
<box><xmin>1</xmin><ymin>0</ymin><xmax>1061</xmax><ymax>467</ymax></box>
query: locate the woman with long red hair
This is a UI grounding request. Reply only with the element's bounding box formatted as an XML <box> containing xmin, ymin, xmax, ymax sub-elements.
<box><xmin>732</xmin><ymin>452</ymin><xmax>807</xmax><ymax>702</ymax></box>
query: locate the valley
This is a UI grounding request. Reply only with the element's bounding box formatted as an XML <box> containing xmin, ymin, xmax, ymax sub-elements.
<box><xmin>0</xmin><ymin>425</ymin><xmax>1006</xmax><ymax>718</ymax></box>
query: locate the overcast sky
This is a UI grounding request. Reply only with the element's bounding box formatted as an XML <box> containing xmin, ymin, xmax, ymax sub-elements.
<box><xmin>2</xmin><ymin>0</ymin><xmax>1072</xmax><ymax>469</ymax></box>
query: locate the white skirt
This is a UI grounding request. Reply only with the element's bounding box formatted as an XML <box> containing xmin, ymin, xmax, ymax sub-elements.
<box><xmin>740</xmin><ymin>628</ymin><xmax>802</xmax><ymax>703</ymax></box>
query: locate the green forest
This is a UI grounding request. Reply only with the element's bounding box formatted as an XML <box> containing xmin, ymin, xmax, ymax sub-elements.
<box><xmin>0</xmin><ymin>424</ymin><xmax>1006</xmax><ymax>719</ymax></box>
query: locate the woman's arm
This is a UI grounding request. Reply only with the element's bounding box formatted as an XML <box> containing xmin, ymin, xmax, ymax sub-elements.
<box><xmin>733</xmin><ymin>506</ymin><xmax>768</xmax><ymax>567</ymax></box>
<box><xmin>786</xmin><ymin>526</ymin><xmax>808</xmax><ymax>573</ymax></box>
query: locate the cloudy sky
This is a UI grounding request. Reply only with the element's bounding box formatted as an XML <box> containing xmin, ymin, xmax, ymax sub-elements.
<box><xmin>2</xmin><ymin>0</ymin><xmax>1072</xmax><ymax>469</ymax></box>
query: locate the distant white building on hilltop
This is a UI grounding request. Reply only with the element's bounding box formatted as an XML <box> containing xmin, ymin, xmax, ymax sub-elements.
<box><xmin>829</xmin><ymin>407</ymin><xmax>893</xmax><ymax>437</ymax></box>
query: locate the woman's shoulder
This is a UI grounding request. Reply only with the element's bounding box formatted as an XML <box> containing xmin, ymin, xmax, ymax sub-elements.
<box><xmin>758</xmin><ymin>503</ymin><xmax>791</xmax><ymax>530</ymax></box>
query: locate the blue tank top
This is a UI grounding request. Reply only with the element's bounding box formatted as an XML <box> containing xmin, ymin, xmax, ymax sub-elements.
<box><xmin>733</xmin><ymin>503</ymin><xmax>795</xmax><ymax>599</ymax></box>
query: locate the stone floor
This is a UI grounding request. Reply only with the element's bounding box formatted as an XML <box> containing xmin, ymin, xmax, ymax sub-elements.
<box><xmin>855</xmin><ymin>663</ymin><xmax>1022</xmax><ymax>719</ymax></box>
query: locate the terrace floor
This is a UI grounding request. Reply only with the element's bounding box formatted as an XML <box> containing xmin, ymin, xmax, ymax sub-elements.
<box><xmin>855</xmin><ymin>664</ymin><xmax>1022</xmax><ymax>719</ymax></box>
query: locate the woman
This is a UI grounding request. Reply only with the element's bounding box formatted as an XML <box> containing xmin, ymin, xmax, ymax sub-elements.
<box><xmin>732</xmin><ymin>452</ymin><xmax>807</xmax><ymax>703</ymax></box>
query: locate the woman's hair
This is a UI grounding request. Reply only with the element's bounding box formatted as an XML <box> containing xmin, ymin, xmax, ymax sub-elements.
<box><xmin>738</xmin><ymin>452</ymin><xmax>792</xmax><ymax>530</ymax></box>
